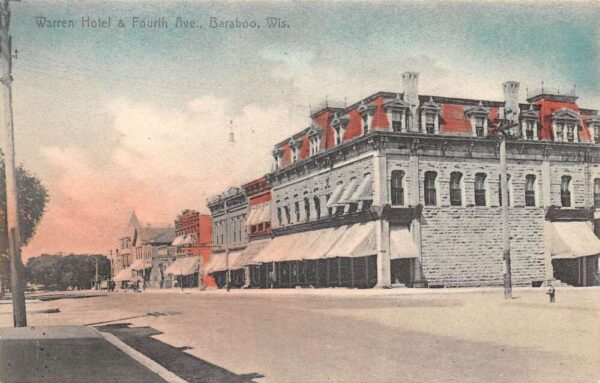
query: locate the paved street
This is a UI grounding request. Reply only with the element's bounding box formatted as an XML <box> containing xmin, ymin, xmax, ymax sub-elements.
<box><xmin>1</xmin><ymin>287</ymin><xmax>599</xmax><ymax>383</ymax></box>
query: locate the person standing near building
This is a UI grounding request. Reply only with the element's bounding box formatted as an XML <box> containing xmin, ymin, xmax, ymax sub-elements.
<box><xmin>546</xmin><ymin>283</ymin><xmax>556</xmax><ymax>303</ymax></box>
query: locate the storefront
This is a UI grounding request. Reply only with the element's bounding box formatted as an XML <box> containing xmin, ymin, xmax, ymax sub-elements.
<box><xmin>165</xmin><ymin>256</ymin><xmax>200</xmax><ymax>288</ymax></box>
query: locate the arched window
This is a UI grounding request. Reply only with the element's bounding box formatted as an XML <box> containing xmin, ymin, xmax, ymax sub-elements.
<box><xmin>390</xmin><ymin>170</ymin><xmax>405</xmax><ymax>206</ymax></box>
<box><xmin>424</xmin><ymin>171</ymin><xmax>437</xmax><ymax>206</ymax></box>
<box><xmin>450</xmin><ymin>172</ymin><xmax>463</xmax><ymax>206</ymax></box>
<box><xmin>314</xmin><ymin>196</ymin><xmax>321</xmax><ymax>220</ymax></box>
<box><xmin>561</xmin><ymin>175</ymin><xmax>572</xmax><ymax>207</ymax></box>
<box><xmin>474</xmin><ymin>173</ymin><xmax>487</xmax><ymax>206</ymax></box>
<box><xmin>498</xmin><ymin>174</ymin><xmax>512</xmax><ymax>206</ymax></box>
<box><xmin>525</xmin><ymin>175</ymin><xmax>536</xmax><ymax>207</ymax></box>
<box><xmin>277</xmin><ymin>207</ymin><xmax>282</xmax><ymax>226</ymax></box>
<box><xmin>304</xmin><ymin>197</ymin><xmax>311</xmax><ymax>222</ymax></box>
<box><xmin>594</xmin><ymin>178</ymin><xmax>600</xmax><ymax>208</ymax></box>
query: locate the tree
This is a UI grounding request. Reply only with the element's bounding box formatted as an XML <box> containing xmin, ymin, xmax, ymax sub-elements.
<box><xmin>0</xmin><ymin>154</ymin><xmax>48</xmax><ymax>291</ymax></box>
<box><xmin>26</xmin><ymin>254</ymin><xmax>110</xmax><ymax>291</ymax></box>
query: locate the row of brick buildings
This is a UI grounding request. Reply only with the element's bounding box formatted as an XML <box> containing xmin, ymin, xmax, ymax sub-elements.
<box><xmin>205</xmin><ymin>72</ymin><xmax>600</xmax><ymax>289</ymax></box>
<box><xmin>110</xmin><ymin>72</ymin><xmax>600</xmax><ymax>289</ymax></box>
<box><xmin>109</xmin><ymin>210</ymin><xmax>214</xmax><ymax>289</ymax></box>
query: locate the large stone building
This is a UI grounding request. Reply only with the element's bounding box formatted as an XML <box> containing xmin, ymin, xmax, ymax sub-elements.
<box><xmin>209</xmin><ymin>72</ymin><xmax>600</xmax><ymax>288</ymax></box>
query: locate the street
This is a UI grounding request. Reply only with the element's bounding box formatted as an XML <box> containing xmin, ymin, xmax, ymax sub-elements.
<box><xmin>1</xmin><ymin>287</ymin><xmax>599</xmax><ymax>383</ymax></box>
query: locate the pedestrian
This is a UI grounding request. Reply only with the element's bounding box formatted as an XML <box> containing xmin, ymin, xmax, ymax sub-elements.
<box><xmin>546</xmin><ymin>283</ymin><xmax>556</xmax><ymax>303</ymax></box>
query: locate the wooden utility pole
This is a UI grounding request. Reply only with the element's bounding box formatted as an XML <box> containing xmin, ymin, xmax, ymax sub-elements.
<box><xmin>499</xmin><ymin>134</ymin><xmax>512</xmax><ymax>300</ymax></box>
<box><xmin>224</xmin><ymin>198</ymin><xmax>230</xmax><ymax>292</ymax></box>
<box><xmin>0</xmin><ymin>0</ymin><xmax>26</xmax><ymax>326</ymax></box>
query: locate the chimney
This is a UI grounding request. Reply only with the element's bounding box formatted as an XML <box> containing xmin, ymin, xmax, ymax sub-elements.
<box><xmin>402</xmin><ymin>71</ymin><xmax>419</xmax><ymax>131</ymax></box>
<box><xmin>502</xmin><ymin>81</ymin><xmax>520</xmax><ymax>123</ymax></box>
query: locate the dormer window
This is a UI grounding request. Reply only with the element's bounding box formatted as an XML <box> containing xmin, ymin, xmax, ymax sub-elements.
<box><xmin>520</xmin><ymin>105</ymin><xmax>539</xmax><ymax>141</ymax></box>
<box><xmin>289</xmin><ymin>138</ymin><xmax>303</xmax><ymax>164</ymax></box>
<box><xmin>391</xmin><ymin>111</ymin><xmax>403</xmax><ymax>132</ymax></box>
<box><xmin>358</xmin><ymin>101</ymin><xmax>376</xmax><ymax>135</ymax></box>
<box><xmin>475</xmin><ymin>117</ymin><xmax>485</xmax><ymax>137</ymax></box>
<box><xmin>425</xmin><ymin>114</ymin><xmax>435</xmax><ymax>134</ymax></box>
<box><xmin>307</xmin><ymin>124</ymin><xmax>323</xmax><ymax>156</ymax></box>
<box><xmin>551</xmin><ymin>108</ymin><xmax>580</xmax><ymax>143</ymax></box>
<box><xmin>272</xmin><ymin>148</ymin><xmax>283</xmax><ymax>170</ymax></box>
<box><xmin>383</xmin><ymin>95</ymin><xmax>410</xmax><ymax>133</ymax></box>
<box><xmin>331</xmin><ymin>113</ymin><xmax>349</xmax><ymax>146</ymax></box>
<box><xmin>465</xmin><ymin>101</ymin><xmax>490</xmax><ymax>138</ymax></box>
<box><xmin>587</xmin><ymin>116</ymin><xmax>600</xmax><ymax>143</ymax></box>
<box><xmin>420</xmin><ymin>97</ymin><xmax>441</xmax><ymax>134</ymax></box>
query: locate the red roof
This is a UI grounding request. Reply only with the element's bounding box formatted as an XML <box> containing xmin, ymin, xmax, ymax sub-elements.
<box><xmin>535</xmin><ymin>99</ymin><xmax>592</xmax><ymax>142</ymax></box>
<box><xmin>440</xmin><ymin>104</ymin><xmax>471</xmax><ymax>134</ymax></box>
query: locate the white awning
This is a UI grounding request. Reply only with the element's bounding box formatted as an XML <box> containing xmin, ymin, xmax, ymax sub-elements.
<box><xmin>351</xmin><ymin>174</ymin><xmax>373</xmax><ymax>202</ymax></box>
<box><xmin>165</xmin><ymin>256</ymin><xmax>199</xmax><ymax>276</ymax></box>
<box><xmin>182</xmin><ymin>233</ymin><xmax>197</xmax><ymax>246</ymax></box>
<box><xmin>545</xmin><ymin>221</ymin><xmax>600</xmax><ymax>259</ymax></box>
<box><xmin>300</xmin><ymin>227</ymin><xmax>347</xmax><ymax>260</ymax></box>
<box><xmin>204</xmin><ymin>251</ymin><xmax>244</xmax><ymax>273</ymax></box>
<box><xmin>337</xmin><ymin>178</ymin><xmax>359</xmax><ymax>205</ymax></box>
<box><xmin>233</xmin><ymin>239</ymin><xmax>271</xmax><ymax>268</ymax></box>
<box><xmin>390</xmin><ymin>225</ymin><xmax>418</xmax><ymax>259</ymax></box>
<box><xmin>172</xmin><ymin>235</ymin><xmax>186</xmax><ymax>246</ymax></box>
<box><xmin>257</xmin><ymin>202</ymin><xmax>271</xmax><ymax>223</ymax></box>
<box><xmin>131</xmin><ymin>259</ymin><xmax>152</xmax><ymax>271</ymax></box>
<box><xmin>245</xmin><ymin>205</ymin><xmax>262</xmax><ymax>226</ymax></box>
<box><xmin>326</xmin><ymin>184</ymin><xmax>345</xmax><ymax>207</ymax></box>
<box><xmin>113</xmin><ymin>267</ymin><xmax>134</xmax><ymax>282</ymax></box>
<box><xmin>253</xmin><ymin>234</ymin><xmax>299</xmax><ymax>263</ymax></box>
<box><xmin>326</xmin><ymin>222</ymin><xmax>377</xmax><ymax>258</ymax></box>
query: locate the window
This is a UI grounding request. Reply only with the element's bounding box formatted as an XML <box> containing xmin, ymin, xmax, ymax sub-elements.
<box><xmin>326</xmin><ymin>193</ymin><xmax>332</xmax><ymax>216</ymax></box>
<box><xmin>595</xmin><ymin>127</ymin><xmax>600</xmax><ymax>143</ymax></box>
<box><xmin>390</xmin><ymin>170</ymin><xmax>405</xmax><ymax>206</ymax></box>
<box><xmin>556</xmin><ymin>123</ymin><xmax>564</xmax><ymax>142</ymax></box>
<box><xmin>525</xmin><ymin>175</ymin><xmax>536</xmax><ymax>207</ymax></box>
<box><xmin>304</xmin><ymin>197</ymin><xmax>311</xmax><ymax>221</ymax></box>
<box><xmin>284</xmin><ymin>206</ymin><xmax>291</xmax><ymax>224</ymax></box>
<box><xmin>294</xmin><ymin>201</ymin><xmax>300</xmax><ymax>222</ymax></box>
<box><xmin>391</xmin><ymin>111</ymin><xmax>402</xmax><ymax>132</ymax></box>
<box><xmin>594</xmin><ymin>179</ymin><xmax>600</xmax><ymax>208</ymax></box>
<box><xmin>498</xmin><ymin>174</ymin><xmax>511</xmax><ymax>206</ymax></box>
<box><xmin>309</xmin><ymin>135</ymin><xmax>321</xmax><ymax>156</ymax></box>
<box><xmin>334</xmin><ymin>126</ymin><xmax>345</xmax><ymax>145</ymax></box>
<box><xmin>561</xmin><ymin>175</ymin><xmax>572</xmax><ymax>207</ymax></box>
<box><xmin>525</xmin><ymin>121</ymin><xmax>534</xmax><ymax>140</ymax></box>
<box><xmin>450</xmin><ymin>172</ymin><xmax>462</xmax><ymax>206</ymax></box>
<box><xmin>314</xmin><ymin>196</ymin><xmax>321</xmax><ymax>220</ymax></box>
<box><xmin>362</xmin><ymin>115</ymin><xmax>369</xmax><ymax>134</ymax></box>
<box><xmin>277</xmin><ymin>207</ymin><xmax>282</xmax><ymax>226</ymax></box>
<box><xmin>475</xmin><ymin>117</ymin><xmax>485</xmax><ymax>137</ymax></box>
<box><xmin>474</xmin><ymin>173</ymin><xmax>487</xmax><ymax>206</ymax></box>
<box><xmin>566</xmin><ymin>125</ymin><xmax>575</xmax><ymax>142</ymax></box>
<box><xmin>424</xmin><ymin>171</ymin><xmax>437</xmax><ymax>206</ymax></box>
<box><xmin>425</xmin><ymin>113</ymin><xmax>435</xmax><ymax>134</ymax></box>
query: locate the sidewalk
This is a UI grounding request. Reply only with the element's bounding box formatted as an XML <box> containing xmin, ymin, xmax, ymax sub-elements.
<box><xmin>0</xmin><ymin>325</ymin><xmax>181</xmax><ymax>383</ymax></box>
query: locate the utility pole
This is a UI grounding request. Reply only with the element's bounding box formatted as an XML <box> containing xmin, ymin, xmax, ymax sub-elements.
<box><xmin>224</xmin><ymin>198</ymin><xmax>230</xmax><ymax>292</ymax></box>
<box><xmin>499</xmin><ymin>133</ymin><xmax>512</xmax><ymax>300</ymax></box>
<box><xmin>0</xmin><ymin>0</ymin><xmax>26</xmax><ymax>326</ymax></box>
<box><xmin>95</xmin><ymin>255</ymin><xmax>99</xmax><ymax>289</ymax></box>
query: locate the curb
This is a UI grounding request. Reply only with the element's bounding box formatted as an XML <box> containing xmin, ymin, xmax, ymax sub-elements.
<box><xmin>91</xmin><ymin>327</ymin><xmax>188</xmax><ymax>383</ymax></box>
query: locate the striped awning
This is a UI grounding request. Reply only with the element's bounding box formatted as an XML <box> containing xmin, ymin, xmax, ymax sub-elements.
<box><xmin>204</xmin><ymin>251</ymin><xmax>244</xmax><ymax>273</ymax></box>
<box><xmin>336</xmin><ymin>178</ymin><xmax>360</xmax><ymax>205</ymax></box>
<box><xmin>351</xmin><ymin>174</ymin><xmax>373</xmax><ymax>201</ymax></box>
<box><xmin>326</xmin><ymin>183</ymin><xmax>345</xmax><ymax>207</ymax></box>
<box><xmin>390</xmin><ymin>225</ymin><xmax>417</xmax><ymax>259</ymax></box>
<box><xmin>113</xmin><ymin>267</ymin><xmax>134</xmax><ymax>282</ymax></box>
<box><xmin>165</xmin><ymin>256</ymin><xmax>199</xmax><ymax>276</ymax></box>
<box><xmin>545</xmin><ymin>221</ymin><xmax>600</xmax><ymax>259</ymax></box>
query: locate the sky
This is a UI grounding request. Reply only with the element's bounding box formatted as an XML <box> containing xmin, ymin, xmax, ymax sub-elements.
<box><xmin>2</xmin><ymin>1</ymin><xmax>598</xmax><ymax>258</ymax></box>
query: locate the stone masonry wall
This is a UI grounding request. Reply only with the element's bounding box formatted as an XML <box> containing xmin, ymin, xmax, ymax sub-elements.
<box><xmin>421</xmin><ymin>207</ymin><xmax>546</xmax><ymax>287</ymax></box>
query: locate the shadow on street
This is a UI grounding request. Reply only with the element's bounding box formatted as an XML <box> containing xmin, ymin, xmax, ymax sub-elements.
<box><xmin>96</xmin><ymin>323</ymin><xmax>264</xmax><ymax>383</ymax></box>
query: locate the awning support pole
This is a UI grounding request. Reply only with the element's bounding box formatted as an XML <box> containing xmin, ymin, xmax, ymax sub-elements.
<box><xmin>326</xmin><ymin>259</ymin><xmax>330</xmax><ymax>286</ymax></box>
<box><xmin>365</xmin><ymin>256</ymin><xmax>369</xmax><ymax>287</ymax></box>
<box><xmin>350</xmin><ymin>258</ymin><xmax>354</xmax><ymax>288</ymax></box>
<box><xmin>315</xmin><ymin>260</ymin><xmax>320</xmax><ymax>287</ymax></box>
<box><xmin>337</xmin><ymin>257</ymin><xmax>342</xmax><ymax>287</ymax></box>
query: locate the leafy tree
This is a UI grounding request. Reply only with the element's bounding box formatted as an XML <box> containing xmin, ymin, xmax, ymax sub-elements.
<box><xmin>0</xmin><ymin>153</ymin><xmax>48</xmax><ymax>291</ymax></box>
<box><xmin>26</xmin><ymin>254</ymin><xmax>110</xmax><ymax>291</ymax></box>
